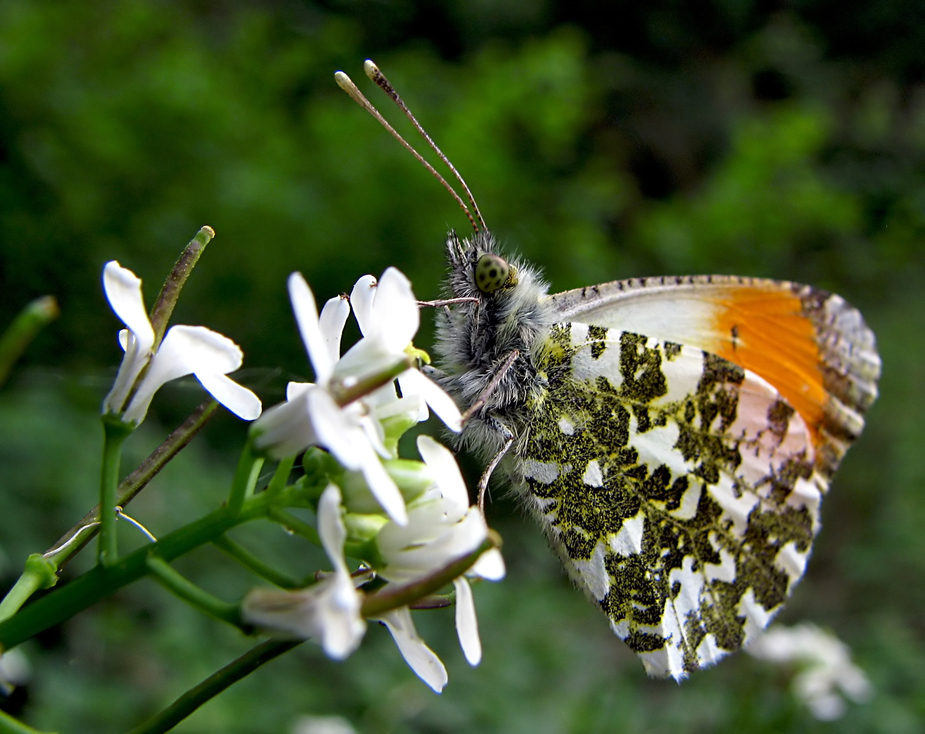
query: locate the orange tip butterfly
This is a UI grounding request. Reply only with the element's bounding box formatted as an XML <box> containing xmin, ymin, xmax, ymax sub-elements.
<box><xmin>336</xmin><ymin>61</ymin><xmax>880</xmax><ymax>679</ymax></box>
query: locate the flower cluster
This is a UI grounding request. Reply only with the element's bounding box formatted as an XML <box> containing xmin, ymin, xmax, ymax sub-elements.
<box><xmin>244</xmin><ymin>269</ymin><xmax>503</xmax><ymax>692</ymax></box>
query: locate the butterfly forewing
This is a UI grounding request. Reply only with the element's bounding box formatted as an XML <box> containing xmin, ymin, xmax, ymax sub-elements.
<box><xmin>546</xmin><ymin>275</ymin><xmax>880</xmax><ymax>481</ymax></box>
<box><xmin>513</xmin><ymin>322</ymin><xmax>824</xmax><ymax>678</ymax></box>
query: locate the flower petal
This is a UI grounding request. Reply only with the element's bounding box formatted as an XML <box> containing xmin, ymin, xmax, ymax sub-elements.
<box><xmin>309</xmin><ymin>391</ymin><xmax>408</xmax><ymax>526</ymax></box>
<box><xmin>377</xmin><ymin>608</ymin><xmax>448</xmax><ymax>693</ymax></box>
<box><xmin>289</xmin><ymin>272</ymin><xmax>335</xmax><ymax>385</ymax></box>
<box><xmin>349</xmin><ymin>275</ymin><xmax>377</xmax><ymax>337</ymax></box>
<box><xmin>102</xmin><ymin>262</ymin><xmax>156</xmax><ymax>415</ymax></box>
<box><xmin>319</xmin><ymin>294</ymin><xmax>351</xmax><ymax>364</ymax></box>
<box><xmin>370</xmin><ymin>268</ymin><xmax>419</xmax><ymax>350</ymax></box>
<box><xmin>471</xmin><ymin>548</ymin><xmax>506</xmax><ymax>581</ymax></box>
<box><xmin>317</xmin><ymin>485</ymin><xmax>348</xmax><ymax>574</ymax></box>
<box><xmin>251</xmin><ymin>388</ymin><xmax>318</xmax><ymax>459</ymax></box>
<box><xmin>197</xmin><ymin>372</ymin><xmax>262</xmax><ymax>420</ymax></box>
<box><xmin>416</xmin><ymin>436</ymin><xmax>469</xmax><ymax>517</ymax></box>
<box><xmin>121</xmin><ymin>325</ymin><xmax>245</xmax><ymax>424</ymax></box>
<box><xmin>102</xmin><ymin>262</ymin><xmax>154</xmax><ymax>352</ymax></box>
<box><xmin>402</xmin><ymin>370</ymin><xmax>463</xmax><ymax>432</ymax></box>
<box><xmin>453</xmin><ymin>578</ymin><xmax>482</xmax><ymax>665</ymax></box>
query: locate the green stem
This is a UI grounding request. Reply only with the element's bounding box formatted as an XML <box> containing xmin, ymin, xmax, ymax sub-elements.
<box><xmin>267</xmin><ymin>507</ymin><xmax>321</xmax><ymax>546</ymax></box>
<box><xmin>0</xmin><ymin>295</ymin><xmax>58</xmax><ymax>390</ymax></box>
<box><xmin>227</xmin><ymin>442</ymin><xmax>264</xmax><ymax>517</ymax></box>
<box><xmin>44</xmin><ymin>400</ymin><xmax>218</xmax><ymax>571</ymax></box>
<box><xmin>98</xmin><ymin>417</ymin><xmax>132</xmax><ymax>567</ymax></box>
<box><xmin>128</xmin><ymin>639</ymin><xmax>301</xmax><ymax>734</ymax></box>
<box><xmin>145</xmin><ymin>556</ymin><xmax>244</xmax><ymax>628</ymax></box>
<box><xmin>0</xmin><ymin>555</ymin><xmax>57</xmax><ymax>624</ymax></box>
<box><xmin>0</xmin><ymin>497</ymin><xmax>271</xmax><ymax>652</ymax></box>
<box><xmin>213</xmin><ymin>536</ymin><xmax>308</xmax><ymax>589</ymax></box>
<box><xmin>264</xmin><ymin>456</ymin><xmax>295</xmax><ymax>500</ymax></box>
<box><xmin>0</xmin><ymin>709</ymin><xmax>55</xmax><ymax>734</ymax></box>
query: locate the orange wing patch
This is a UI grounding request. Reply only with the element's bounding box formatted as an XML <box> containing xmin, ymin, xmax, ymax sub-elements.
<box><xmin>712</xmin><ymin>287</ymin><xmax>828</xmax><ymax>439</ymax></box>
<box><xmin>707</xmin><ymin>282</ymin><xmax>879</xmax><ymax>481</ymax></box>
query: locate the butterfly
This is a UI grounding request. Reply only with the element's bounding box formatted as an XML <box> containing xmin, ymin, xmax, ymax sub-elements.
<box><xmin>336</xmin><ymin>61</ymin><xmax>881</xmax><ymax>680</ymax></box>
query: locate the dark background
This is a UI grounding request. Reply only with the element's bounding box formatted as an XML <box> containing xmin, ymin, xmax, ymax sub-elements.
<box><xmin>1</xmin><ymin>1</ymin><xmax>922</xmax><ymax>731</ymax></box>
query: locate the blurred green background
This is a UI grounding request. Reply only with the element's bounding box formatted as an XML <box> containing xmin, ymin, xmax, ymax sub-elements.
<box><xmin>1</xmin><ymin>1</ymin><xmax>923</xmax><ymax>731</ymax></box>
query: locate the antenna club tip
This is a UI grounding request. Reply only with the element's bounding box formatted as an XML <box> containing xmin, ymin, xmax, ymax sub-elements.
<box><xmin>334</xmin><ymin>71</ymin><xmax>353</xmax><ymax>90</ymax></box>
<box><xmin>363</xmin><ymin>59</ymin><xmax>381</xmax><ymax>80</ymax></box>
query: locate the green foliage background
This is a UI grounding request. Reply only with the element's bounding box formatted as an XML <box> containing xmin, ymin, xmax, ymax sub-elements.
<box><xmin>1</xmin><ymin>1</ymin><xmax>923</xmax><ymax>731</ymax></box>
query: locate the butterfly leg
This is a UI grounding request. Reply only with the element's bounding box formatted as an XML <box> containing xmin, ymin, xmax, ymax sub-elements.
<box><xmin>477</xmin><ymin>418</ymin><xmax>514</xmax><ymax>516</ymax></box>
<box><xmin>461</xmin><ymin>349</ymin><xmax>520</xmax><ymax>425</ymax></box>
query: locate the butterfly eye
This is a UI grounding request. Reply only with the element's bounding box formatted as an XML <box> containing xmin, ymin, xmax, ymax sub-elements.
<box><xmin>475</xmin><ymin>254</ymin><xmax>510</xmax><ymax>293</ymax></box>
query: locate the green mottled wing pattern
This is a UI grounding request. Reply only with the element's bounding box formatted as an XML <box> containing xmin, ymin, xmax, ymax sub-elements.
<box><xmin>513</xmin><ymin>322</ymin><xmax>823</xmax><ymax>679</ymax></box>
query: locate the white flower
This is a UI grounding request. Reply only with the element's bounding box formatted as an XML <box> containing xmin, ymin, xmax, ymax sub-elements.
<box><xmin>242</xmin><ymin>485</ymin><xmax>366</xmax><ymax>660</ymax></box>
<box><xmin>372</xmin><ymin>436</ymin><xmax>504</xmax><ymax>682</ymax></box>
<box><xmin>346</xmin><ymin>269</ymin><xmax>462</xmax><ymax>432</ymax></box>
<box><xmin>252</xmin><ymin>273</ymin><xmax>408</xmax><ymax>524</ymax></box>
<box><xmin>746</xmin><ymin>623</ymin><xmax>873</xmax><ymax>720</ymax></box>
<box><xmin>101</xmin><ymin>261</ymin><xmax>262</xmax><ymax>425</ymax></box>
<box><xmin>252</xmin><ymin>270</ymin><xmax>463</xmax><ymax>526</ymax></box>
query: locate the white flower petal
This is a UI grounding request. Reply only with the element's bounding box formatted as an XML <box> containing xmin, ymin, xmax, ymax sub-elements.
<box><xmin>453</xmin><ymin>578</ymin><xmax>481</xmax><ymax>665</ymax></box>
<box><xmin>396</xmin><ymin>374</ymin><xmax>430</xmax><ymax>422</ymax></box>
<box><xmin>286</xmin><ymin>381</ymin><xmax>314</xmax><ymax>401</ymax></box>
<box><xmin>318</xmin><ymin>485</ymin><xmax>348</xmax><ymax>574</ymax></box>
<box><xmin>102</xmin><ymin>262</ymin><xmax>154</xmax><ymax>352</ymax></box>
<box><xmin>370</xmin><ymin>268</ymin><xmax>419</xmax><ymax>350</ymax></box>
<box><xmin>471</xmin><ymin>548</ymin><xmax>506</xmax><ymax>581</ymax></box>
<box><xmin>349</xmin><ymin>275</ymin><xmax>377</xmax><ymax>337</ymax></box>
<box><xmin>416</xmin><ymin>436</ymin><xmax>469</xmax><ymax>517</ymax></box>
<box><xmin>120</xmin><ymin>325</ymin><xmax>245</xmax><ymax>424</ymax></box>
<box><xmin>378</xmin><ymin>608</ymin><xmax>448</xmax><ymax>693</ymax></box>
<box><xmin>102</xmin><ymin>262</ymin><xmax>156</xmax><ymax>415</ymax></box>
<box><xmin>400</xmin><ymin>371</ymin><xmax>463</xmax><ymax>432</ymax></box>
<box><xmin>242</xmin><ymin>485</ymin><xmax>366</xmax><ymax>660</ymax></box>
<box><xmin>252</xmin><ymin>389</ymin><xmax>318</xmax><ymax>459</ymax></box>
<box><xmin>356</xmin><ymin>440</ymin><xmax>408</xmax><ymax>526</ymax></box>
<box><xmin>197</xmin><ymin>372</ymin><xmax>262</xmax><ymax>420</ymax></box>
<box><xmin>289</xmin><ymin>272</ymin><xmax>335</xmax><ymax>385</ymax></box>
<box><xmin>319</xmin><ymin>295</ymin><xmax>351</xmax><ymax>364</ymax></box>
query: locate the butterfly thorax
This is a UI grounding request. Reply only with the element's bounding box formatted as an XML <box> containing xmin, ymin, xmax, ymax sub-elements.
<box><xmin>434</xmin><ymin>230</ymin><xmax>557</xmax><ymax>460</ymax></box>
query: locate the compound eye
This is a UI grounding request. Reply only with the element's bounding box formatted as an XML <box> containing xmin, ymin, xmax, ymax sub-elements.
<box><xmin>474</xmin><ymin>254</ymin><xmax>510</xmax><ymax>293</ymax></box>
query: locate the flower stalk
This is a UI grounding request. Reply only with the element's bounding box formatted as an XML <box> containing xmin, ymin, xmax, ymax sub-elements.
<box><xmin>98</xmin><ymin>415</ymin><xmax>133</xmax><ymax>566</ymax></box>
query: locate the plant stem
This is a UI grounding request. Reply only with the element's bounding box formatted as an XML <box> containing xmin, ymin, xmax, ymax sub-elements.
<box><xmin>0</xmin><ymin>709</ymin><xmax>54</xmax><ymax>734</ymax></box>
<box><xmin>44</xmin><ymin>399</ymin><xmax>218</xmax><ymax>571</ymax></box>
<box><xmin>128</xmin><ymin>639</ymin><xmax>301</xmax><ymax>734</ymax></box>
<box><xmin>0</xmin><ymin>497</ymin><xmax>271</xmax><ymax>651</ymax></box>
<box><xmin>145</xmin><ymin>556</ymin><xmax>244</xmax><ymax>628</ymax></box>
<box><xmin>264</xmin><ymin>456</ymin><xmax>295</xmax><ymax>500</ymax></box>
<box><xmin>98</xmin><ymin>417</ymin><xmax>132</xmax><ymax>567</ymax></box>
<box><xmin>0</xmin><ymin>295</ymin><xmax>58</xmax><ymax>389</ymax></box>
<box><xmin>0</xmin><ymin>555</ymin><xmax>57</xmax><ymax>624</ymax></box>
<box><xmin>227</xmin><ymin>442</ymin><xmax>264</xmax><ymax>517</ymax></box>
<box><xmin>267</xmin><ymin>508</ymin><xmax>321</xmax><ymax>546</ymax></box>
<box><xmin>213</xmin><ymin>536</ymin><xmax>307</xmax><ymax>589</ymax></box>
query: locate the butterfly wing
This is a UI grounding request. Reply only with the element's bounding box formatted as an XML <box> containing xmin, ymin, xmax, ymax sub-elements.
<box><xmin>513</xmin><ymin>322</ymin><xmax>825</xmax><ymax>679</ymax></box>
<box><xmin>546</xmin><ymin>276</ymin><xmax>880</xmax><ymax>481</ymax></box>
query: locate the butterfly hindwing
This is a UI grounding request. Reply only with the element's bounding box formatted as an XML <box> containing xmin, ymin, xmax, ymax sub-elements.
<box><xmin>512</xmin><ymin>322</ymin><xmax>824</xmax><ymax>678</ymax></box>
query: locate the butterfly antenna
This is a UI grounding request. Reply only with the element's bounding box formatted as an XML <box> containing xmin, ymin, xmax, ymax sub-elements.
<box><xmin>335</xmin><ymin>68</ymin><xmax>482</xmax><ymax>233</ymax></box>
<box><xmin>363</xmin><ymin>60</ymin><xmax>487</xmax><ymax>233</ymax></box>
